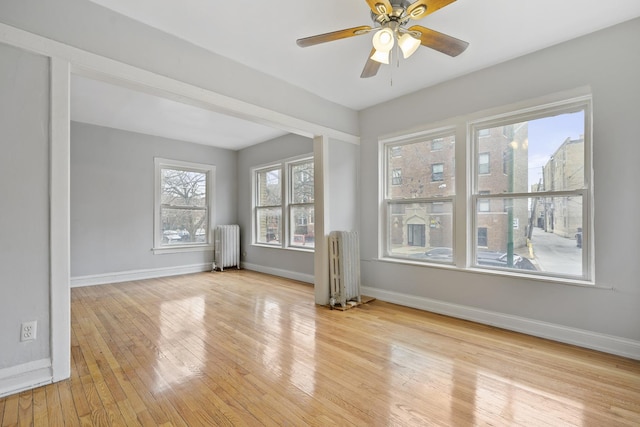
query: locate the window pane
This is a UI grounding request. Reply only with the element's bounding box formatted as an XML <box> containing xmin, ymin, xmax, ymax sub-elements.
<box><xmin>291</xmin><ymin>161</ymin><xmax>314</xmax><ymax>204</ymax></box>
<box><xmin>290</xmin><ymin>205</ymin><xmax>315</xmax><ymax>248</ymax></box>
<box><xmin>478</xmin><ymin>111</ymin><xmax>585</xmax><ymax>194</ymax></box>
<box><xmin>392</xmin><ymin>168</ymin><xmax>402</xmax><ymax>185</ymax></box>
<box><xmin>256</xmin><ymin>207</ymin><xmax>281</xmax><ymax>244</ymax></box>
<box><xmin>431</xmin><ymin>163</ymin><xmax>444</xmax><ymax>182</ymax></box>
<box><xmin>388</xmin><ymin>201</ymin><xmax>453</xmax><ymax>261</ymax></box>
<box><xmin>257</xmin><ymin>167</ymin><xmax>281</xmax><ymax>206</ymax></box>
<box><xmin>161</xmin><ymin>169</ymin><xmax>206</xmax><ymax>208</ymax></box>
<box><xmin>387</xmin><ymin>135</ymin><xmax>455</xmax><ymax>199</ymax></box>
<box><xmin>478</xmin><ymin>152</ymin><xmax>490</xmax><ymax>175</ymax></box>
<box><xmin>475</xmin><ymin>196</ymin><xmax>583</xmax><ymax>277</ymax></box>
<box><xmin>161</xmin><ymin>208</ymin><xmax>207</xmax><ymax>244</ymax></box>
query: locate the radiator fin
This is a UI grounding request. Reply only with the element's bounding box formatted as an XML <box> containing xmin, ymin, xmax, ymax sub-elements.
<box><xmin>213</xmin><ymin>225</ymin><xmax>240</xmax><ymax>271</ymax></box>
<box><xmin>329</xmin><ymin>231</ymin><xmax>361</xmax><ymax>308</ymax></box>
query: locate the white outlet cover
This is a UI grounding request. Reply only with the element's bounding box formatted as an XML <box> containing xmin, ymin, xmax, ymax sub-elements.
<box><xmin>21</xmin><ymin>321</ymin><xmax>37</xmax><ymax>341</ymax></box>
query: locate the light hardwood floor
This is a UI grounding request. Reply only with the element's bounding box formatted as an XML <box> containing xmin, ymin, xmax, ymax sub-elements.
<box><xmin>1</xmin><ymin>270</ymin><xmax>639</xmax><ymax>426</ymax></box>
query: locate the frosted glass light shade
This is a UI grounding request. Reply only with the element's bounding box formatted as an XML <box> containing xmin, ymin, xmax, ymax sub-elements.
<box><xmin>370</xmin><ymin>48</ymin><xmax>390</xmax><ymax>64</ymax></box>
<box><xmin>398</xmin><ymin>33</ymin><xmax>421</xmax><ymax>58</ymax></box>
<box><xmin>372</xmin><ymin>28</ymin><xmax>394</xmax><ymax>52</ymax></box>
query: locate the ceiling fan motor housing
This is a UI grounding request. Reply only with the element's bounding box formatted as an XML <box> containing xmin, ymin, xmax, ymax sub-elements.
<box><xmin>371</xmin><ymin>0</ymin><xmax>414</xmax><ymax>28</ymax></box>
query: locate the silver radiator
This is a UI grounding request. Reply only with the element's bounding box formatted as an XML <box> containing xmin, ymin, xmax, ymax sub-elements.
<box><xmin>329</xmin><ymin>230</ymin><xmax>361</xmax><ymax>308</ymax></box>
<box><xmin>213</xmin><ymin>225</ymin><xmax>240</xmax><ymax>271</ymax></box>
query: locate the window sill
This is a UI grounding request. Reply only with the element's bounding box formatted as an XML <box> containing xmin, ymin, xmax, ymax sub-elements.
<box><xmin>251</xmin><ymin>243</ymin><xmax>314</xmax><ymax>253</ymax></box>
<box><xmin>376</xmin><ymin>256</ymin><xmax>606</xmax><ymax>289</ymax></box>
<box><xmin>152</xmin><ymin>244</ymin><xmax>214</xmax><ymax>255</ymax></box>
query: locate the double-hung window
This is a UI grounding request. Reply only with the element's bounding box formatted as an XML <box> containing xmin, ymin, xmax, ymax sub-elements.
<box><xmin>289</xmin><ymin>159</ymin><xmax>315</xmax><ymax>248</ymax></box>
<box><xmin>381</xmin><ymin>94</ymin><xmax>593</xmax><ymax>283</ymax></box>
<box><xmin>384</xmin><ymin>131</ymin><xmax>456</xmax><ymax>262</ymax></box>
<box><xmin>254</xmin><ymin>156</ymin><xmax>314</xmax><ymax>249</ymax></box>
<box><xmin>154</xmin><ymin>158</ymin><xmax>215</xmax><ymax>253</ymax></box>
<box><xmin>471</xmin><ymin>97</ymin><xmax>591</xmax><ymax>279</ymax></box>
<box><xmin>255</xmin><ymin>166</ymin><xmax>282</xmax><ymax>245</ymax></box>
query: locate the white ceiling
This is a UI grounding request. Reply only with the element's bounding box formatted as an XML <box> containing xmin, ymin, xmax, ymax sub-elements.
<box><xmin>71</xmin><ymin>75</ymin><xmax>288</xmax><ymax>150</ymax></box>
<box><xmin>73</xmin><ymin>0</ymin><xmax>640</xmax><ymax>149</ymax></box>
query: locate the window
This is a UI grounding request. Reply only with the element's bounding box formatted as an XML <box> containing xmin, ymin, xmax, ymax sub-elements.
<box><xmin>289</xmin><ymin>159</ymin><xmax>314</xmax><ymax>248</ymax></box>
<box><xmin>478</xmin><ymin>228</ymin><xmax>488</xmax><ymax>247</ymax></box>
<box><xmin>384</xmin><ymin>133</ymin><xmax>456</xmax><ymax>261</ymax></box>
<box><xmin>392</xmin><ymin>168</ymin><xmax>402</xmax><ymax>185</ymax></box>
<box><xmin>255</xmin><ymin>166</ymin><xmax>282</xmax><ymax>245</ymax></box>
<box><xmin>432</xmin><ymin>163</ymin><xmax>444</xmax><ymax>182</ymax></box>
<box><xmin>479</xmin><ymin>191</ymin><xmax>490</xmax><ymax>212</ymax></box>
<box><xmin>154</xmin><ymin>158</ymin><xmax>215</xmax><ymax>253</ymax></box>
<box><xmin>254</xmin><ymin>156</ymin><xmax>314</xmax><ymax>249</ymax></box>
<box><xmin>381</xmin><ymin>94</ymin><xmax>592</xmax><ymax>283</ymax></box>
<box><xmin>478</xmin><ymin>152</ymin><xmax>490</xmax><ymax>175</ymax></box>
<box><xmin>472</xmin><ymin>97</ymin><xmax>590</xmax><ymax>279</ymax></box>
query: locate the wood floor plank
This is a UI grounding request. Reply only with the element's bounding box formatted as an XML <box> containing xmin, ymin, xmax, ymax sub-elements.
<box><xmin>1</xmin><ymin>393</ymin><xmax>18</xmax><ymax>427</ymax></box>
<box><xmin>1</xmin><ymin>270</ymin><xmax>639</xmax><ymax>426</ymax></box>
<box><xmin>16</xmin><ymin>391</ymin><xmax>32</xmax><ymax>427</ymax></box>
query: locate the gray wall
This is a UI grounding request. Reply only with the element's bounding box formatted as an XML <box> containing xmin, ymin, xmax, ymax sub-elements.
<box><xmin>0</xmin><ymin>43</ymin><xmax>50</xmax><ymax>369</ymax></box>
<box><xmin>71</xmin><ymin>122</ymin><xmax>237</xmax><ymax>277</ymax></box>
<box><xmin>358</xmin><ymin>18</ymin><xmax>640</xmax><ymax>341</ymax></box>
<box><xmin>238</xmin><ymin>134</ymin><xmax>314</xmax><ymax>280</ymax></box>
<box><xmin>328</xmin><ymin>138</ymin><xmax>359</xmax><ymax>232</ymax></box>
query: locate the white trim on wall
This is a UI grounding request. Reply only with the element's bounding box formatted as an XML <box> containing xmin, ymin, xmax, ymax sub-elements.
<box><xmin>242</xmin><ymin>263</ymin><xmax>314</xmax><ymax>284</ymax></box>
<box><xmin>0</xmin><ymin>359</ymin><xmax>52</xmax><ymax>399</ymax></box>
<box><xmin>70</xmin><ymin>263</ymin><xmax>213</xmax><ymax>288</ymax></box>
<box><xmin>362</xmin><ymin>286</ymin><xmax>640</xmax><ymax>361</ymax></box>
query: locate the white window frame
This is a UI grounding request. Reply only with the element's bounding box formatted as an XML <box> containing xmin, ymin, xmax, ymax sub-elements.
<box><xmin>153</xmin><ymin>158</ymin><xmax>215</xmax><ymax>254</ymax></box>
<box><xmin>378</xmin><ymin>91</ymin><xmax>594</xmax><ymax>286</ymax></box>
<box><xmin>381</xmin><ymin>128</ymin><xmax>457</xmax><ymax>262</ymax></box>
<box><xmin>470</xmin><ymin>96</ymin><xmax>592</xmax><ymax>281</ymax></box>
<box><xmin>252</xmin><ymin>154</ymin><xmax>314</xmax><ymax>251</ymax></box>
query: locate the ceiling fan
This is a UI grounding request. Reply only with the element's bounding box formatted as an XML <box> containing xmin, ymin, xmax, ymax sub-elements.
<box><xmin>296</xmin><ymin>0</ymin><xmax>469</xmax><ymax>78</ymax></box>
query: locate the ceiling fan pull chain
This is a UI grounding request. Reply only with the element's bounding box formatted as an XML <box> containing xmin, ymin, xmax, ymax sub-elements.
<box><xmin>390</xmin><ymin>52</ymin><xmax>394</xmax><ymax>87</ymax></box>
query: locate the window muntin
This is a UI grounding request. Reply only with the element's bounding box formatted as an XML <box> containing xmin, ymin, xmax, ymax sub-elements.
<box><xmin>154</xmin><ymin>159</ymin><xmax>214</xmax><ymax>251</ymax></box>
<box><xmin>472</xmin><ymin>103</ymin><xmax>589</xmax><ymax>280</ymax></box>
<box><xmin>385</xmin><ymin>133</ymin><xmax>456</xmax><ymax>262</ymax></box>
<box><xmin>253</xmin><ymin>156</ymin><xmax>314</xmax><ymax>249</ymax></box>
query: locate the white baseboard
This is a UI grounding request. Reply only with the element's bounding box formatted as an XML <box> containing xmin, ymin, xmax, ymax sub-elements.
<box><xmin>0</xmin><ymin>359</ymin><xmax>52</xmax><ymax>398</ymax></box>
<box><xmin>241</xmin><ymin>262</ymin><xmax>314</xmax><ymax>284</ymax></box>
<box><xmin>362</xmin><ymin>286</ymin><xmax>640</xmax><ymax>361</ymax></box>
<box><xmin>71</xmin><ymin>263</ymin><xmax>213</xmax><ymax>287</ymax></box>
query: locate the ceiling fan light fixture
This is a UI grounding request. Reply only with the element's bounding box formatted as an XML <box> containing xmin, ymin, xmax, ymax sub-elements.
<box><xmin>398</xmin><ymin>33</ymin><xmax>421</xmax><ymax>59</ymax></box>
<box><xmin>370</xmin><ymin>48</ymin><xmax>390</xmax><ymax>64</ymax></box>
<box><xmin>372</xmin><ymin>27</ymin><xmax>395</xmax><ymax>53</ymax></box>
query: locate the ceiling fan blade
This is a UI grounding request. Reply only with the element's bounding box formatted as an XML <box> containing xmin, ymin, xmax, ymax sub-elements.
<box><xmin>361</xmin><ymin>48</ymin><xmax>382</xmax><ymax>78</ymax></box>
<box><xmin>365</xmin><ymin>0</ymin><xmax>394</xmax><ymax>16</ymax></box>
<box><xmin>296</xmin><ymin>26</ymin><xmax>372</xmax><ymax>47</ymax></box>
<box><xmin>407</xmin><ymin>0</ymin><xmax>457</xmax><ymax>20</ymax></box>
<box><xmin>408</xmin><ymin>25</ymin><xmax>469</xmax><ymax>56</ymax></box>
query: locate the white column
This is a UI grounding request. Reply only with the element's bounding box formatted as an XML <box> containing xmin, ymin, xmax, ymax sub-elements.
<box><xmin>50</xmin><ymin>57</ymin><xmax>71</xmax><ymax>381</ymax></box>
<box><xmin>313</xmin><ymin>135</ymin><xmax>330</xmax><ymax>305</ymax></box>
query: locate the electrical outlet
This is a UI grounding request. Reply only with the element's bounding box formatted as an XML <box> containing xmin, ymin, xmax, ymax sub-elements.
<box><xmin>21</xmin><ymin>321</ymin><xmax>37</xmax><ymax>342</ymax></box>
